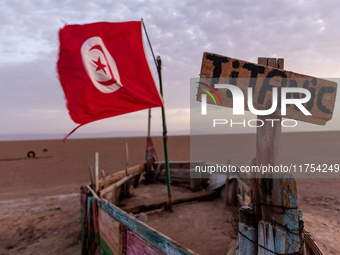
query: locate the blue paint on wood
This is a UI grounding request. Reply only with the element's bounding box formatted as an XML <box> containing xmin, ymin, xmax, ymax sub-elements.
<box><xmin>98</xmin><ymin>199</ymin><xmax>197</xmax><ymax>255</ymax></box>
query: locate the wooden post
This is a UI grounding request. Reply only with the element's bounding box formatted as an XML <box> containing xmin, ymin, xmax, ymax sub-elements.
<box><xmin>94</xmin><ymin>152</ymin><xmax>99</xmax><ymax>193</ymax></box>
<box><xmin>89</xmin><ymin>166</ymin><xmax>94</xmax><ymax>187</ymax></box>
<box><xmin>125</xmin><ymin>140</ymin><xmax>129</xmax><ymax>174</ymax></box>
<box><xmin>256</xmin><ymin>58</ymin><xmax>300</xmax><ymax>254</ymax></box>
<box><xmin>253</xmin><ymin>58</ymin><xmax>282</xmax><ymax>226</ymax></box>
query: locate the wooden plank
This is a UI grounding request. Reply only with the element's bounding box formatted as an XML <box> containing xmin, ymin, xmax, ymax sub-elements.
<box><xmin>303</xmin><ymin>229</ymin><xmax>325</xmax><ymax>255</ymax></box>
<box><xmin>237</xmin><ymin>194</ymin><xmax>246</xmax><ymax>207</ymax></box>
<box><xmin>198</xmin><ymin>52</ymin><xmax>337</xmax><ymax>125</ymax></box>
<box><xmin>123</xmin><ymin>190</ymin><xmax>219</xmax><ymax>214</ymax></box>
<box><xmin>87</xmin><ymin>196</ymin><xmax>97</xmax><ymax>253</ymax></box>
<box><xmin>237</xmin><ymin>178</ymin><xmax>251</xmax><ymax>191</ymax></box>
<box><xmin>273</xmin><ymin>225</ymin><xmax>286</xmax><ymax>254</ymax></box>
<box><xmin>80</xmin><ymin>186</ymin><xmax>88</xmax><ymax>255</ymax></box>
<box><xmin>89</xmin><ymin>166</ymin><xmax>94</xmax><ymax>187</ymax></box>
<box><xmin>257</xmin><ymin>221</ymin><xmax>287</xmax><ymax>254</ymax></box>
<box><xmin>154</xmin><ymin>161</ymin><xmax>205</xmax><ymax>170</ymax></box>
<box><xmin>156</xmin><ymin>168</ymin><xmax>191</xmax><ymax>181</ymax></box>
<box><xmin>258</xmin><ymin>221</ymin><xmax>274</xmax><ymax>255</ymax></box>
<box><xmin>238</xmin><ymin>223</ymin><xmax>256</xmax><ymax>255</ymax></box>
<box><xmin>98</xmin><ymin>208</ymin><xmax>121</xmax><ymax>255</ymax></box>
<box><xmin>98</xmin><ymin>164</ymin><xmax>144</xmax><ymax>189</ymax></box>
<box><xmin>99</xmin><ymin>199</ymin><xmax>198</xmax><ymax>255</ymax></box>
<box><xmin>92</xmin><ymin>197</ymin><xmax>100</xmax><ymax>244</ymax></box>
<box><xmin>126</xmin><ymin>230</ymin><xmax>163</xmax><ymax>255</ymax></box>
<box><xmin>100</xmin><ymin>174</ymin><xmax>133</xmax><ymax>198</ymax></box>
<box><xmin>95</xmin><ymin>152</ymin><xmax>99</xmax><ymax>193</ymax></box>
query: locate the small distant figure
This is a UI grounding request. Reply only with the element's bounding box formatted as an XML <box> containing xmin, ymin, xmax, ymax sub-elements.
<box><xmin>43</xmin><ymin>149</ymin><xmax>48</xmax><ymax>152</ymax></box>
<box><xmin>27</xmin><ymin>151</ymin><xmax>35</xmax><ymax>158</ymax></box>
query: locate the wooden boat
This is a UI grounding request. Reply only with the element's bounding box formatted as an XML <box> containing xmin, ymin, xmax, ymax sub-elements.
<box><xmin>81</xmin><ymin>159</ymin><xmax>325</xmax><ymax>255</ymax></box>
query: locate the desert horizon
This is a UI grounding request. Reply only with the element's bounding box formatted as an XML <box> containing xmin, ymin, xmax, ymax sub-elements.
<box><xmin>0</xmin><ymin>132</ymin><xmax>339</xmax><ymax>254</ymax></box>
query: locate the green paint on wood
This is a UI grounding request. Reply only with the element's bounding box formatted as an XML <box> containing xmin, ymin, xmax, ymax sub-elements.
<box><xmin>100</xmin><ymin>237</ymin><xmax>116</xmax><ymax>255</ymax></box>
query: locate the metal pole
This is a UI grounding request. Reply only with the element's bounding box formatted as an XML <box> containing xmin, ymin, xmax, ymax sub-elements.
<box><xmin>147</xmin><ymin>109</ymin><xmax>151</xmax><ymax>138</ymax></box>
<box><xmin>157</xmin><ymin>56</ymin><xmax>172</xmax><ymax>211</ymax></box>
<box><xmin>142</xmin><ymin>19</ymin><xmax>172</xmax><ymax>210</ymax></box>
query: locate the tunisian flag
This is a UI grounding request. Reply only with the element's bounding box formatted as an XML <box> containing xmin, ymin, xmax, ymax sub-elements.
<box><xmin>57</xmin><ymin>21</ymin><xmax>163</xmax><ymax>138</ymax></box>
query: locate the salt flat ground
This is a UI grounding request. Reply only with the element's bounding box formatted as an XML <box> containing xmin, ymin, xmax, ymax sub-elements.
<box><xmin>0</xmin><ymin>133</ymin><xmax>339</xmax><ymax>254</ymax></box>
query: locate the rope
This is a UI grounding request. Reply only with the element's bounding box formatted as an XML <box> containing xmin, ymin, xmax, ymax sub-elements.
<box><xmin>237</xmin><ymin>228</ymin><xmax>300</xmax><ymax>255</ymax></box>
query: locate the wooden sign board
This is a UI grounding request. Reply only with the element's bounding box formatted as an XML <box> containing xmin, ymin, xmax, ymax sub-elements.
<box><xmin>197</xmin><ymin>52</ymin><xmax>338</xmax><ymax>125</ymax></box>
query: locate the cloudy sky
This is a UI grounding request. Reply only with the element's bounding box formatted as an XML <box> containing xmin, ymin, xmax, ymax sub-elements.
<box><xmin>1</xmin><ymin>0</ymin><xmax>340</xmax><ymax>140</ymax></box>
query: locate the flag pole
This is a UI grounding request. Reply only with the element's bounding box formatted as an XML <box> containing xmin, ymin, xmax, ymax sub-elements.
<box><xmin>142</xmin><ymin>19</ymin><xmax>173</xmax><ymax>211</ymax></box>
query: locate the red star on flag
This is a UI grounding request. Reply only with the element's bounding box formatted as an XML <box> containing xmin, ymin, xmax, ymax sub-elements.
<box><xmin>93</xmin><ymin>57</ymin><xmax>106</xmax><ymax>74</ymax></box>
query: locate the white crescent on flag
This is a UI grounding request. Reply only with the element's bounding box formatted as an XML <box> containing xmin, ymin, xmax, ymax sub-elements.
<box><xmin>81</xmin><ymin>37</ymin><xmax>123</xmax><ymax>93</ymax></box>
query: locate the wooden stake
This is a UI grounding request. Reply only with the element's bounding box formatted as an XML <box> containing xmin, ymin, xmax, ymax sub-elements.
<box><xmin>125</xmin><ymin>140</ymin><xmax>129</xmax><ymax>174</ymax></box>
<box><xmin>89</xmin><ymin>166</ymin><xmax>94</xmax><ymax>187</ymax></box>
<box><xmin>94</xmin><ymin>152</ymin><xmax>99</xmax><ymax>193</ymax></box>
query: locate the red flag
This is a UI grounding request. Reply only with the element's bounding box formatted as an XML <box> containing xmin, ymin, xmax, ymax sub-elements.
<box><xmin>57</xmin><ymin>21</ymin><xmax>163</xmax><ymax>138</ymax></box>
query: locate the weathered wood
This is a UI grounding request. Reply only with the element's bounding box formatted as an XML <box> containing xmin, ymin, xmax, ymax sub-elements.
<box><xmin>122</xmin><ymin>190</ymin><xmax>219</xmax><ymax>214</ymax></box>
<box><xmin>237</xmin><ymin>194</ymin><xmax>246</xmax><ymax>207</ymax></box>
<box><xmin>86</xmin><ymin>185</ymin><xmax>99</xmax><ymax>199</ymax></box>
<box><xmin>258</xmin><ymin>221</ymin><xmax>274</xmax><ymax>255</ymax></box>
<box><xmin>94</xmin><ymin>152</ymin><xmax>99</xmax><ymax>193</ymax></box>
<box><xmin>198</xmin><ymin>52</ymin><xmax>337</xmax><ymax>125</ymax></box>
<box><xmin>260</xmin><ymin>174</ymin><xmax>300</xmax><ymax>254</ymax></box>
<box><xmin>125</xmin><ymin>140</ymin><xmax>129</xmax><ymax>174</ymax></box>
<box><xmin>238</xmin><ymin>223</ymin><xmax>257</xmax><ymax>255</ymax></box>
<box><xmin>190</xmin><ymin>177</ymin><xmax>203</xmax><ymax>192</ymax></box>
<box><xmin>273</xmin><ymin>225</ymin><xmax>286</xmax><ymax>254</ymax></box>
<box><xmin>100</xmin><ymin>174</ymin><xmax>133</xmax><ymax>198</ymax></box>
<box><xmin>138</xmin><ymin>213</ymin><xmax>147</xmax><ymax>223</ymax></box>
<box><xmin>98</xmin><ymin>208</ymin><xmax>121</xmax><ymax>255</ymax></box>
<box><xmin>156</xmin><ymin>168</ymin><xmax>203</xmax><ymax>191</ymax></box>
<box><xmin>239</xmin><ymin>206</ymin><xmax>255</xmax><ymax>227</ymax></box>
<box><xmin>256</xmin><ymin>58</ymin><xmax>282</xmax><ymax>226</ymax></box>
<box><xmin>98</xmin><ymin>164</ymin><xmax>144</xmax><ymax>188</ymax></box>
<box><xmin>92</xmin><ymin>197</ymin><xmax>100</xmax><ymax>245</ymax></box>
<box><xmin>155</xmin><ymin>161</ymin><xmax>205</xmax><ymax>170</ymax></box>
<box><xmin>126</xmin><ymin>230</ymin><xmax>163</xmax><ymax>255</ymax></box>
<box><xmin>257</xmin><ymin>221</ymin><xmax>287</xmax><ymax>254</ymax></box>
<box><xmin>99</xmin><ymin>199</ymin><xmax>198</xmax><ymax>255</ymax></box>
<box><xmin>80</xmin><ymin>186</ymin><xmax>88</xmax><ymax>255</ymax></box>
<box><xmin>87</xmin><ymin>196</ymin><xmax>97</xmax><ymax>253</ymax></box>
<box><xmin>303</xmin><ymin>229</ymin><xmax>325</xmax><ymax>255</ymax></box>
<box><xmin>89</xmin><ymin>166</ymin><xmax>94</xmax><ymax>187</ymax></box>
<box><xmin>156</xmin><ymin>168</ymin><xmax>191</xmax><ymax>180</ymax></box>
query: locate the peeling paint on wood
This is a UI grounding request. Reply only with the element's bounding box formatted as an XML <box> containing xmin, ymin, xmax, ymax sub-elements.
<box><xmin>99</xmin><ymin>199</ymin><xmax>197</xmax><ymax>255</ymax></box>
<box><xmin>98</xmin><ymin>208</ymin><xmax>121</xmax><ymax>255</ymax></box>
<box><xmin>260</xmin><ymin>174</ymin><xmax>300</xmax><ymax>254</ymax></box>
<box><xmin>238</xmin><ymin>223</ymin><xmax>256</xmax><ymax>255</ymax></box>
<box><xmin>126</xmin><ymin>230</ymin><xmax>163</xmax><ymax>255</ymax></box>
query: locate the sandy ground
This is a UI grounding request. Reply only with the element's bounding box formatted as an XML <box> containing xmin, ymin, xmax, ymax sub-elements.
<box><xmin>0</xmin><ymin>133</ymin><xmax>339</xmax><ymax>254</ymax></box>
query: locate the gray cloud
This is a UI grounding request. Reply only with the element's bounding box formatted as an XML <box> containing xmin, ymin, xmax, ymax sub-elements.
<box><xmin>1</xmin><ymin>0</ymin><xmax>340</xmax><ymax>138</ymax></box>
